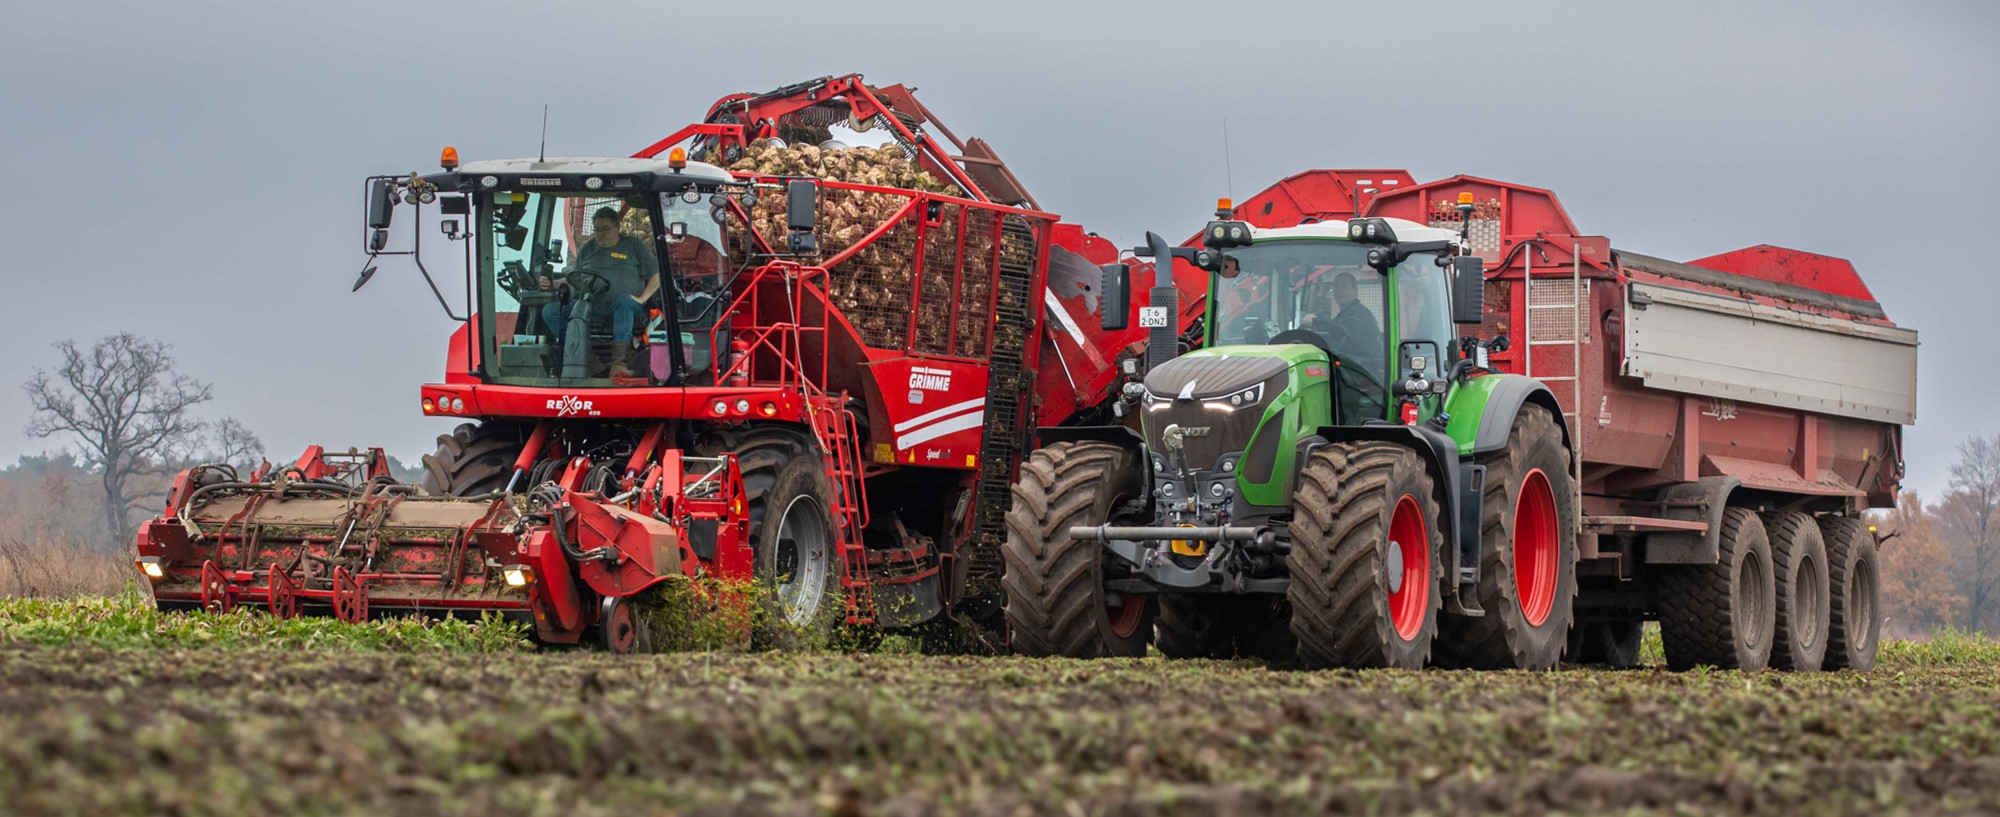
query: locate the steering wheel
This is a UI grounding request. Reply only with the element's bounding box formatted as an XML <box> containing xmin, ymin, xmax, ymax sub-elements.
<box><xmin>559</xmin><ymin>269</ymin><xmax>610</xmax><ymax>296</ymax></box>
<box><xmin>1268</xmin><ymin>328</ymin><xmax>1333</xmax><ymax>356</ymax></box>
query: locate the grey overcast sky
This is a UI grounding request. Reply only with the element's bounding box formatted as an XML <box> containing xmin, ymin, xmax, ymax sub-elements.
<box><xmin>1</xmin><ymin>0</ymin><xmax>1993</xmax><ymax>498</ymax></box>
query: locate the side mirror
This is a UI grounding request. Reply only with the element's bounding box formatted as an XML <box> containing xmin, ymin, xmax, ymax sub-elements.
<box><xmin>785</xmin><ymin>179</ymin><xmax>818</xmax><ymax>254</ymax></box>
<box><xmin>368</xmin><ymin>229</ymin><xmax>389</xmax><ymax>253</ymax></box>
<box><xmin>366</xmin><ymin>178</ymin><xmax>397</xmax><ymax>230</ymax></box>
<box><xmin>1450</xmin><ymin>255</ymin><xmax>1485</xmax><ymax>324</ymax></box>
<box><xmin>1100</xmin><ymin>263</ymin><xmax>1131</xmax><ymax>331</ymax></box>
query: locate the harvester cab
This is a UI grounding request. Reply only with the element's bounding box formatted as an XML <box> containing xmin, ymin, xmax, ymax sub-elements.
<box><xmin>1005</xmin><ymin>199</ymin><xmax>1577</xmax><ymax>669</ymax></box>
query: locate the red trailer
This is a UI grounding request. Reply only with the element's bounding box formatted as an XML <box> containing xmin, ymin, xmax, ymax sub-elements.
<box><xmin>1220</xmin><ymin>169</ymin><xmax>1917</xmax><ymax>670</ymax></box>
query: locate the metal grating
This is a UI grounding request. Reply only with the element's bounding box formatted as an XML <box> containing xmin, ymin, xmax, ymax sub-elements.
<box><xmin>967</xmin><ymin>216</ymin><xmax>1040</xmax><ymax>593</ymax></box>
<box><xmin>829</xmin><ymin>208</ymin><xmax>921</xmax><ymax>351</ymax></box>
<box><xmin>1430</xmin><ymin>219</ymin><xmax>1503</xmax><ymax>259</ymax></box>
<box><xmin>1527</xmin><ymin>279</ymin><xmax>1587</xmax><ymax>344</ymax></box>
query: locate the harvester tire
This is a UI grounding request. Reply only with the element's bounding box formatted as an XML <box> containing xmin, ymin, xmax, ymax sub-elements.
<box><xmin>421</xmin><ymin>422</ymin><xmax>526</xmax><ymax>496</ymax></box>
<box><xmin>1155</xmin><ymin>595</ymin><xmax>1295</xmax><ymax>661</ymax></box>
<box><xmin>1819</xmin><ymin>516</ymin><xmax>1881</xmax><ymax>671</ymax></box>
<box><xmin>700</xmin><ymin>425</ymin><xmax>837</xmax><ymax>649</ymax></box>
<box><xmin>1659</xmin><ymin>508</ymin><xmax>1776</xmax><ymax>671</ymax></box>
<box><xmin>1287</xmin><ymin>442</ymin><xmax>1443</xmax><ymax>670</ymax></box>
<box><xmin>1566</xmin><ymin>620</ymin><xmax>1644</xmax><ymax>669</ymax></box>
<box><xmin>1764</xmin><ymin>511</ymin><xmax>1830</xmax><ymax>671</ymax></box>
<box><xmin>1002</xmin><ymin>441</ymin><xmax>1153</xmax><ymax>658</ymax></box>
<box><xmin>755</xmin><ymin>449</ymin><xmax>844</xmax><ymax>648</ymax></box>
<box><xmin>1437</xmin><ymin>406</ymin><xmax>1578</xmax><ymax>670</ymax></box>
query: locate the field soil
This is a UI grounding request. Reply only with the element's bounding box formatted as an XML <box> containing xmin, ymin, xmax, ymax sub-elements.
<box><xmin>4</xmin><ymin>646</ymin><xmax>1999</xmax><ymax>817</ymax></box>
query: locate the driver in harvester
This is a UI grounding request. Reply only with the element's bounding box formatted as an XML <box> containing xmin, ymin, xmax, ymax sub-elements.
<box><xmin>1306</xmin><ymin>271</ymin><xmax>1382</xmax><ymax>361</ymax></box>
<box><xmin>540</xmin><ymin>206</ymin><xmax>658</xmax><ymax>377</ymax></box>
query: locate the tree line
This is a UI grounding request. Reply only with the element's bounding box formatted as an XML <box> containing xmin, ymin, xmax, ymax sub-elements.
<box><xmin>1875</xmin><ymin>434</ymin><xmax>2000</xmax><ymax>637</ymax></box>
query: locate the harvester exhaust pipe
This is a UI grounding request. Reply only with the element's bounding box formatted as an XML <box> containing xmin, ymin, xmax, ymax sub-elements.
<box><xmin>1143</xmin><ymin>231</ymin><xmax>1178</xmax><ymax>373</ymax></box>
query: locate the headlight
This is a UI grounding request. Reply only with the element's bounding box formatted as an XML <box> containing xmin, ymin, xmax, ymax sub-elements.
<box><xmin>501</xmin><ymin>565</ymin><xmax>534</xmax><ymax>587</ymax></box>
<box><xmin>135</xmin><ymin>556</ymin><xmax>165</xmax><ymax>581</ymax></box>
<box><xmin>1205</xmin><ymin>384</ymin><xmax>1263</xmax><ymax>411</ymax></box>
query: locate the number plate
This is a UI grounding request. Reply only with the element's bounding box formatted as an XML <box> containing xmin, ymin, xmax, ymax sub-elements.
<box><xmin>1138</xmin><ymin>306</ymin><xmax>1170</xmax><ymax>328</ymax></box>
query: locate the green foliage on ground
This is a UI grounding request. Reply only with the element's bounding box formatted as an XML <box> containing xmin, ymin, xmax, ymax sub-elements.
<box><xmin>0</xmin><ymin>593</ymin><xmax>530</xmax><ymax>653</ymax></box>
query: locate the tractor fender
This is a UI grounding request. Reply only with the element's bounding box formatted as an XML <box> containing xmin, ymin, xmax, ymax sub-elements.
<box><xmin>1453</xmin><ymin>374</ymin><xmax>1572</xmax><ymax>456</ymax></box>
<box><xmin>1309</xmin><ymin>423</ymin><xmax>1468</xmax><ymax>607</ymax></box>
<box><xmin>1642</xmin><ymin>476</ymin><xmax>1743</xmax><ymax>565</ymax></box>
<box><xmin>1035</xmin><ymin>425</ymin><xmax>1152</xmax><ymax>495</ymax></box>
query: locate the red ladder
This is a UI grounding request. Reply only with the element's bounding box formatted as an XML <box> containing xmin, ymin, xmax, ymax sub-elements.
<box><xmin>808</xmin><ymin>393</ymin><xmax>874</xmax><ymax>624</ymax></box>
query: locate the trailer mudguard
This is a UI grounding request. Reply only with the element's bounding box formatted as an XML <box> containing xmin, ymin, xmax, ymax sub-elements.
<box><xmin>1643</xmin><ymin>476</ymin><xmax>1742</xmax><ymax>565</ymax></box>
<box><xmin>1309</xmin><ymin>423</ymin><xmax>1475</xmax><ymax>613</ymax></box>
<box><xmin>1445</xmin><ymin>374</ymin><xmax>1572</xmax><ymax>456</ymax></box>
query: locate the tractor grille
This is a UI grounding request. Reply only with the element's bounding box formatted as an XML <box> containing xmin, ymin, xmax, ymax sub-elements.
<box><xmin>967</xmin><ymin>216</ymin><xmax>1039</xmax><ymax>593</ymax></box>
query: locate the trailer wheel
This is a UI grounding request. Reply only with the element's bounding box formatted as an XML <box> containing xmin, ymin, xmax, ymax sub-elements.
<box><xmin>1566</xmin><ymin>620</ymin><xmax>1644</xmax><ymax>669</ymax></box>
<box><xmin>1287</xmin><ymin>442</ymin><xmax>1442</xmax><ymax>669</ymax></box>
<box><xmin>421</xmin><ymin>422</ymin><xmax>526</xmax><ymax>496</ymax></box>
<box><xmin>1155</xmin><ymin>595</ymin><xmax>1295</xmax><ymax>661</ymax></box>
<box><xmin>1436</xmin><ymin>406</ymin><xmax>1577</xmax><ymax>671</ymax></box>
<box><xmin>1001</xmin><ymin>442</ymin><xmax>1153</xmax><ymax>658</ymax></box>
<box><xmin>1659</xmin><ymin>508</ymin><xmax>1776</xmax><ymax>671</ymax></box>
<box><xmin>1764</xmin><ymin>512</ymin><xmax>1830</xmax><ymax>671</ymax></box>
<box><xmin>1819</xmin><ymin>516</ymin><xmax>1880</xmax><ymax>671</ymax></box>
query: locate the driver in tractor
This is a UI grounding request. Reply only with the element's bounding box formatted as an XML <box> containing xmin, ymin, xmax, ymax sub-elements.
<box><xmin>1305</xmin><ymin>271</ymin><xmax>1381</xmax><ymax>364</ymax></box>
<box><xmin>540</xmin><ymin>206</ymin><xmax>659</xmax><ymax>377</ymax></box>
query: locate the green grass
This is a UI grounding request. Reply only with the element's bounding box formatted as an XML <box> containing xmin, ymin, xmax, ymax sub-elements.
<box><xmin>0</xmin><ymin>593</ymin><xmax>531</xmax><ymax>652</ymax></box>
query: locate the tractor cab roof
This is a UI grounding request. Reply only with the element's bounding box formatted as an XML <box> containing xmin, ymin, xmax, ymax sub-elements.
<box><xmin>429</xmin><ymin>156</ymin><xmax>738</xmax><ymax>194</ymax></box>
<box><xmin>1250</xmin><ymin>216</ymin><xmax>1459</xmax><ymax>246</ymax></box>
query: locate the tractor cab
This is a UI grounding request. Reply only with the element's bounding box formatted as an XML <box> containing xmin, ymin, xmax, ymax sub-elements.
<box><xmin>360</xmin><ymin>151</ymin><xmax>756</xmax><ymax>389</ymax></box>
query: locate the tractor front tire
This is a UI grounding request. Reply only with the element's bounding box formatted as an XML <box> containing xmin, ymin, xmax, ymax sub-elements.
<box><xmin>1819</xmin><ymin>516</ymin><xmax>1881</xmax><ymax>671</ymax></box>
<box><xmin>1287</xmin><ymin>442</ymin><xmax>1443</xmax><ymax>669</ymax></box>
<box><xmin>1659</xmin><ymin>508</ymin><xmax>1776</xmax><ymax>671</ymax></box>
<box><xmin>421</xmin><ymin>422</ymin><xmax>527</xmax><ymax>496</ymax></box>
<box><xmin>1765</xmin><ymin>511</ymin><xmax>1830</xmax><ymax>671</ymax></box>
<box><xmin>1437</xmin><ymin>406</ymin><xmax>1578</xmax><ymax>670</ymax></box>
<box><xmin>1002</xmin><ymin>442</ymin><xmax>1153</xmax><ymax>658</ymax></box>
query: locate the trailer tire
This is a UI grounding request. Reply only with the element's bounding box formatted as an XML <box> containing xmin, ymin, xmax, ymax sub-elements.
<box><xmin>420</xmin><ymin>422</ymin><xmax>526</xmax><ymax>496</ymax></box>
<box><xmin>1819</xmin><ymin>516</ymin><xmax>1881</xmax><ymax>671</ymax></box>
<box><xmin>1155</xmin><ymin>595</ymin><xmax>1296</xmax><ymax>661</ymax></box>
<box><xmin>1566</xmin><ymin>620</ymin><xmax>1644</xmax><ymax>669</ymax></box>
<box><xmin>1287</xmin><ymin>442</ymin><xmax>1442</xmax><ymax>669</ymax></box>
<box><xmin>1437</xmin><ymin>406</ymin><xmax>1577</xmax><ymax>670</ymax></box>
<box><xmin>1764</xmin><ymin>511</ymin><xmax>1830</xmax><ymax>671</ymax></box>
<box><xmin>1002</xmin><ymin>442</ymin><xmax>1153</xmax><ymax>658</ymax></box>
<box><xmin>1659</xmin><ymin>508</ymin><xmax>1776</xmax><ymax>671</ymax></box>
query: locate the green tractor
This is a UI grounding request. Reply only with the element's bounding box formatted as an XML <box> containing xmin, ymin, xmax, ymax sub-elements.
<box><xmin>1002</xmin><ymin>205</ymin><xmax>1578</xmax><ymax>670</ymax></box>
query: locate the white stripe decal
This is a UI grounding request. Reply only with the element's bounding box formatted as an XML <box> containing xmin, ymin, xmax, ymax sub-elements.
<box><xmin>1044</xmin><ymin>289</ymin><xmax>1089</xmax><ymax>349</ymax></box>
<box><xmin>896</xmin><ymin>411</ymin><xmax>985</xmax><ymax>449</ymax></box>
<box><xmin>892</xmin><ymin>397</ymin><xmax>986</xmax><ymax>432</ymax></box>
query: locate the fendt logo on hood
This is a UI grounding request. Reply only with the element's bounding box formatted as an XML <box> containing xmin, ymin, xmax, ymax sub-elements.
<box><xmin>546</xmin><ymin>395</ymin><xmax>595</xmax><ymax>417</ymax></box>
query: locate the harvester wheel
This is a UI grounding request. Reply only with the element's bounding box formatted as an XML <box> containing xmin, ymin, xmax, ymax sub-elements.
<box><xmin>1436</xmin><ymin>406</ymin><xmax>1577</xmax><ymax>671</ymax></box>
<box><xmin>1286</xmin><ymin>442</ymin><xmax>1442</xmax><ymax>669</ymax></box>
<box><xmin>1819</xmin><ymin>516</ymin><xmax>1880</xmax><ymax>671</ymax></box>
<box><xmin>1658</xmin><ymin>508</ymin><xmax>1776</xmax><ymax>671</ymax></box>
<box><xmin>1566</xmin><ymin>620</ymin><xmax>1644</xmax><ymax>669</ymax></box>
<box><xmin>1001</xmin><ymin>441</ymin><xmax>1153</xmax><ymax>658</ymax></box>
<box><xmin>597</xmin><ymin>595</ymin><xmax>652</xmax><ymax>654</ymax></box>
<box><xmin>421</xmin><ymin>422</ymin><xmax>527</xmax><ymax>496</ymax></box>
<box><xmin>754</xmin><ymin>454</ymin><xmax>844</xmax><ymax>647</ymax></box>
<box><xmin>1764</xmin><ymin>511</ymin><xmax>1830</xmax><ymax>671</ymax></box>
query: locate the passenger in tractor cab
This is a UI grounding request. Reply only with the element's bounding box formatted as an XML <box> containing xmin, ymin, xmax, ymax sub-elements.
<box><xmin>540</xmin><ymin>206</ymin><xmax>659</xmax><ymax>377</ymax></box>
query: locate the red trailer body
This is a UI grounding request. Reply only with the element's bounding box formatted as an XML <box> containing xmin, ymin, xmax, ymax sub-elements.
<box><xmin>1225</xmin><ymin>169</ymin><xmax>1917</xmax><ymax>623</ymax></box>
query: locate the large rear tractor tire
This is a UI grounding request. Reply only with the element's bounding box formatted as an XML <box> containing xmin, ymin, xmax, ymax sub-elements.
<box><xmin>1155</xmin><ymin>595</ymin><xmax>1296</xmax><ymax>661</ymax></box>
<box><xmin>421</xmin><ymin>422</ymin><xmax>527</xmax><ymax>496</ymax></box>
<box><xmin>1437</xmin><ymin>406</ymin><xmax>1578</xmax><ymax>670</ymax></box>
<box><xmin>1002</xmin><ymin>442</ymin><xmax>1153</xmax><ymax>658</ymax></box>
<box><xmin>1765</xmin><ymin>511</ymin><xmax>1830</xmax><ymax>671</ymax></box>
<box><xmin>1287</xmin><ymin>442</ymin><xmax>1443</xmax><ymax>670</ymax></box>
<box><xmin>1659</xmin><ymin>508</ymin><xmax>1776</xmax><ymax>671</ymax></box>
<box><xmin>1819</xmin><ymin>516</ymin><xmax>1881</xmax><ymax>671</ymax></box>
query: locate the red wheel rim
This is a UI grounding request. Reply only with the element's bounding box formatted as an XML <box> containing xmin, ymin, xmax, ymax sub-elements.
<box><xmin>1105</xmin><ymin>591</ymin><xmax>1145</xmax><ymax>638</ymax></box>
<box><xmin>1388</xmin><ymin>494</ymin><xmax>1430</xmax><ymax>641</ymax></box>
<box><xmin>1514</xmin><ymin>469</ymin><xmax>1559</xmax><ymax>627</ymax></box>
<box><xmin>605</xmin><ymin>601</ymin><xmax>637</xmax><ymax>654</ymax></box>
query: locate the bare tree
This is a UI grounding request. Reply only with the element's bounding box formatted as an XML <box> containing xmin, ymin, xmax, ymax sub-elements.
<box><xmin>206</xmin><ymin>416</ymin><xmax>266</xmax><ymax>475</ymax></box>
<box><xmin>1940</xmin><ymin>433</ymin><xmax>2000</xmax><ymax>632</ymax></box>
<box><xmin>23</xmin><ymin>334</ymin><xmax>213</xmax><ymax>545</ymax></box>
